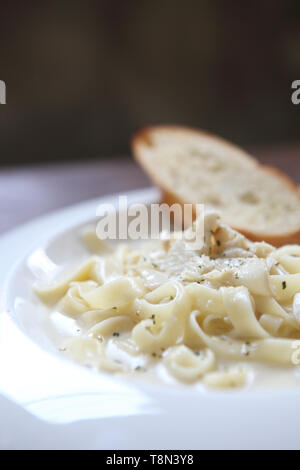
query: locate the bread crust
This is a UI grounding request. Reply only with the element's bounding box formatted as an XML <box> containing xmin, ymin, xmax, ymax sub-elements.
<box><xmin>132</xmin><ymin>125</ymin><xmax>300</xmax><ymax>247</ymax></box>
<box><xmin>132</xmin><ymin>124</ymin><xmax>258</xmax><ymax>165</ymax></box>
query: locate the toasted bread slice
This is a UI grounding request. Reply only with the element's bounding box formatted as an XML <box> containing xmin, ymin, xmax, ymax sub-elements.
<box><xmin>132</xmin><ymin>125</ymin><xmax>300</xmax><ymax>246</ymax></box>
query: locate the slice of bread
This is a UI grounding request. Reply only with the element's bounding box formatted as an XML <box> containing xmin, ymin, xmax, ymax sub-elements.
<box><xmin>132</xmin><ymin>125</ymin><xmax>300</xmax><ymax>246</ymax></box>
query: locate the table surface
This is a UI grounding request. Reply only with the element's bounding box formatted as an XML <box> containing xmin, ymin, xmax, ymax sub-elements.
<box><xmin>0</xmin><ymin>145</ymin><xmax>299</xmax><ymax>235</ymax></box>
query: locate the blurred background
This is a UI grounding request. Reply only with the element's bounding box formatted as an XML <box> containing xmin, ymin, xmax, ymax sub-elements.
<box><xmin>0</xmin><ymin>0</ymin><xmax>299</xmax><ymax>167</ymax></box>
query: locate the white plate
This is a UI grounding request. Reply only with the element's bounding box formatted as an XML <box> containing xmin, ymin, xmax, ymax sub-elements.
<box><xmin>1</xmin><ymin>188</ymin><xmax>300</xmax><ymax>450</ymax></box>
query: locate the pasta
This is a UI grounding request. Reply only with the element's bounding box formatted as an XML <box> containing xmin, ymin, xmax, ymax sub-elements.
<box><xmin>35</xmin><ymin>212</ymin><xmax>300</xmax><ymax>389</ymax></box>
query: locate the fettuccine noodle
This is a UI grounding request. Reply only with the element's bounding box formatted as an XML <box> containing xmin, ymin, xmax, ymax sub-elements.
<box><xmin>35</xmin><ymin>212</ymin><xmax>300</xmax><ymax>389</ymax></box>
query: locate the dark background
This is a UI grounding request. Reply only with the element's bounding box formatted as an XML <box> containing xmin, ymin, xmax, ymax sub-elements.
<box><xmin>0</xmin><ymin>0</ymin><xmax>299</xmax><ymax>167</ymax></box>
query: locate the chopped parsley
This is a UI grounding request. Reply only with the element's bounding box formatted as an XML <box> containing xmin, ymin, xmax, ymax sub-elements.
<box><xmin>282</xmin><ymin>281</ymin><xmax>287</xmax><ymax>290</ymax></box>
<box><xmin>112</xmin><ymin>332</ymin><xmax>120</xmax><ymax>337</ymax></box>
